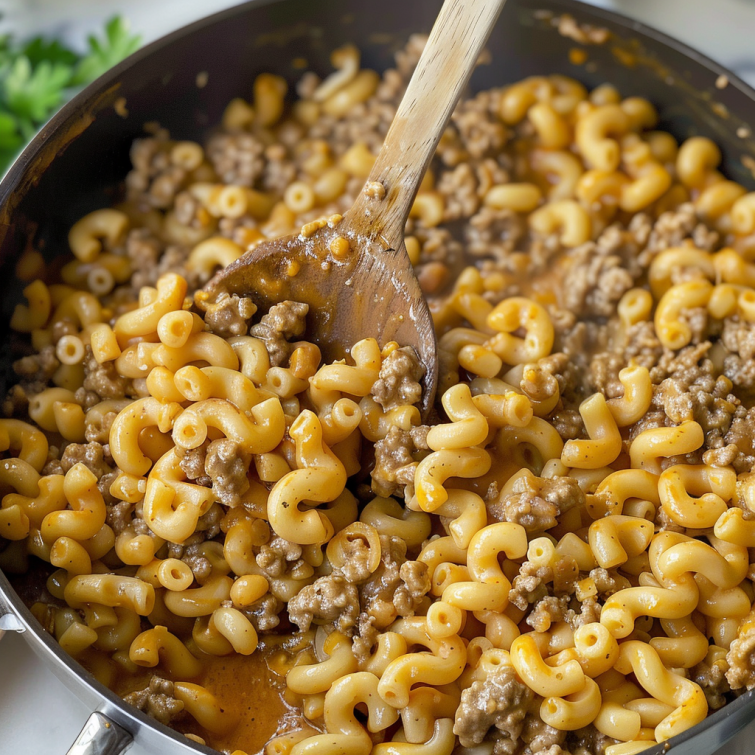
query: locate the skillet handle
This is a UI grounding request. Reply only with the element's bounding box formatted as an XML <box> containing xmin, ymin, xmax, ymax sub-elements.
<box><xmin>66</xmin><ymin>712</ymin><xmax>133</xmax><ymax>755</ymax></box>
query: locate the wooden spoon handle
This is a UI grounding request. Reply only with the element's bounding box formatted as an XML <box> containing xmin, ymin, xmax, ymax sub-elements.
<box><xmin>346</xmin><ymin>0</ymin><xmax>507</xmax><ymax>243</ymax></box>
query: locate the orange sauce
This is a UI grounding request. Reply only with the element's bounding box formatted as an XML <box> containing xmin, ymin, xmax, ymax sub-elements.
<box><xmin>111</xmin><ymin>647</ymin><xmax>298</xmax><ymax>755</ymax></box>
<box><xmin>192</xmin><ymin>651</ymin><xmax>296</xmax><ymax>754</ymax></box>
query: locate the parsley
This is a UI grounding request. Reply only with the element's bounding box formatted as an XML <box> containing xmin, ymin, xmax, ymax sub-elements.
<box><xmin>0</xmin><ymin>15</ymin><xmax>141</xmax><ymax>176</ymax></box>
<box><xmin>21</xmin><ymin>38</ymin><xmax>79</xmax><ymax>69</ymax></box>
<box><xmin>72</xmin><ymin>17</ymin><xmax>142</xmax><ymax>86</ymax></box>
<box><xmin>4</xmin><ymin>56</ymin><xmax>73</xmax><ymax>122</ymax></box>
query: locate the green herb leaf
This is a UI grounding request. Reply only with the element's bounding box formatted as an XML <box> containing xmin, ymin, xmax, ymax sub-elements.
<box><xmin>0</xmin><ymin>110</ymin><xmax>22</xmax><ymax>151</ymax></box>
<box><xmin>0</xmin><ymin>15</ymin><xmax>141</xmax><ymax>176</ymax></box>
<box><xmin>0</xmin><ymin>110</ymin><xmax>23</xmax><ymax>173</ymax></box>
<box><xmin>2</xmin><ymin>55</ymin><xmax>73</xmax><ymax>122</ymax></box>
<box><xmin>72</xmin><ymin>16</ymin><xmax>141</xmax><ymax>86</ymax></box>
<box><xmin>22</xmin><ymin>37</ymin><xmax>79</xmax><ymax>68</ymax></box>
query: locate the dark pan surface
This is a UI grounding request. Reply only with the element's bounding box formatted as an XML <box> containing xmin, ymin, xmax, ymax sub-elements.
<box><xmin>1</xmin><ymin>1</ymin><xmax>755</xmax><ymax>753</ymax></box>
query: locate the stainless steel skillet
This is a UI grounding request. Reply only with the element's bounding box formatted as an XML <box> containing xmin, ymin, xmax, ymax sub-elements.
<box><xmin>2</xmin><ymin>0</ymin><xmax>755</xmax><ymax>753</ymax></box>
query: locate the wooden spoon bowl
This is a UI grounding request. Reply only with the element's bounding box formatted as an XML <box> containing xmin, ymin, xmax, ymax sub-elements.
<box><xmin>207</xmin><ymin>214</ymin><xmax>436</xmax><ymax>408</ymax></box>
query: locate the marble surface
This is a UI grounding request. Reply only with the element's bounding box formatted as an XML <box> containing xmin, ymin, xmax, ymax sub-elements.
<box><xmin>2</xmin><ymin>0</ymin><xmax>755</xmax><ymax>753</ymax></box>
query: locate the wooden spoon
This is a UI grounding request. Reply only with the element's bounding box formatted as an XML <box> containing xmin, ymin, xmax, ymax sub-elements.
<box><xmin>207</xmin><ymin>0</ymin><xmax>507</xmax><ymax>416</ymax></box>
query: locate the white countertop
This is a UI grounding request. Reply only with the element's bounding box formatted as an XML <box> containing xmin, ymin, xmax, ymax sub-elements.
<box><xmin>2</xmin><ymin>0</ymin><xmax>755</xmax><ymax>753</ymax></box>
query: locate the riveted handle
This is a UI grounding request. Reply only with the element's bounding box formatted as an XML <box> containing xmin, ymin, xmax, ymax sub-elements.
<box><xmin>66</xmin><ymin>712</ymin><xmax>133</xmax><ymax>755</ymax></box>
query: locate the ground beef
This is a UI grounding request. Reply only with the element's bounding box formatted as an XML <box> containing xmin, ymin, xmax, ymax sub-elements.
<box><xmin>490</xmin><ymin>475</ymin><xmax>585</xmax><ymax>533</ymax></box>
<box><xmin>721</xmin><ymin>317</ymin><xmax>755</xmax><ymax>391</ymax></box>
<box><xmin>371</xmin><ymin>346</ymin><xmax>424</xmax><ymax>411</ymax></box>
<box><xmin>566</xmin><ymin>725</ymin><xmax>618</xmax><ymax>755</ymax></box>
<box><xmin>398</xmin><ymin>560</ymin><xmax>430</xmax><ymax>604</ymax></box>
<box><xmin>206</xmin><ymin>131</ymin><xmax>265</xmax><ymax>187</ymax></box>
<box><xmin>691</xmin><ymin>659</ymin><xmax>730</xmax><ymax>710</ymax></box>
<box><xmin>13</xmin><ymin>345</ymin><xmax>59</xmax><ymax>386</ymax></box>
<box><xmin>654</xmin><ymin>360</ymin><xmax>732</xmax><ymax>424</ymax></box>
<box><xmin>526</xmin><ymin>595</ymin><xmax>569</xmax><ymax>632</ymax></box>
<box><xmin>521</xmin><ymin>747</ymin><xmax>568</xmax><ymax>755</ymax></box>
<box><xmin>53</xmin><ymin>441</ymin><xmax>114</xmax><ymax>481</ymax></box>
<box><xmin>167</xmin><ymin>532</ymin><xmax>205</xmax><ymax>561</ymax></box>
<box><xmin>195</xmin><ymin>503</ymin><xmax>222</xmax><ymax>539</ymax></box>
<box><xmin>98</xmin><ymin>470</ymin><xmax>119</xmax><ymax>506</ymax></box>
<box><xmin>178</xmin><ymin>443</ymin><xmax>211</xmax><ymax>486</ymax></box>
<box><xmin>437</xmin><ymin>162</ymin><xmax>481</xmax><ymax>221</ymax></box>
<box><xmin>241</xmin><ymin>593</ymin><xmax>282</xmax><ymax>632</ymax></box>
<box><xmin>589</xmin><ymin>567</ymin><xmax>629</xmax><ymax>597</ymax></box>
<box><xmin>83</xmin><ymin>348</ymin><xmax>133</xmax><ymax>400</ymax></box>
<box><xmin>371</xmin><ymin>425</ymin><xmax>429</xmax><ymax>498</ymax></box>
<box><xmin>152</xmin><ymin>245</ymin><xmax>202</xmax><ymax>293</ymax></box>
<box><xmin>335</xmin><ymin>534</ymin><xmax>377</xmax><ymax>584</ymax></box>
<box><xmin>565</xmin><ymin>597</ymin><xmax>602</xmax><ymax>629</ymax></box>
<box><xmin>418</xmin><ymin>229</ymin><xmax>464</xmax><ymax>277</ymax></box>
<box><xmin>180</xmin><ymin>542</ymin><xmax>213</xmax><ymax>584</ymax></box>
<box><xmin>125</xmin><ymin>228</ymin><xmax>164</xmax><ymax>290</ymax></box>
<box><xmin>74</xmin><ymin>388</ymin><xmax>101</xmax><ymax>412</ymax></box>
<box><xmin>249</xmin><ymin>301</ymin><xmax>309</xmax><ymax>367</ymax></box>
<box><xmin>520</xmin><ymin>714</ymin><xmax>567</xmax><ymax>754</ymax></box>
<box><xmin>649</xmin><ymin>342</ymin><xmax>711</xmax><ymax>383</ymax></box>
<box><xmin>257</xmin><ymin>536</ymin><xmax>303</xmax><ymax>578</ymax></box>
<box><xmin>173</xmin><ymin>190</ymin><xmax>203</xmax><ymax>228</ymax></box>
<box><xmin>623</xmin><ymin>320</ymin><xmax>664</xmax><ymax>370</ymax></box>
<box><xmin>703</xmin><ymin>442</ymin><xmax>741</xmax><ymax>468</ymax></box>
<box><xmin>203</xmin><ymin>292</ymin><xmax>257</xmax><ymax>338</ymax></box>
<box><xmin>125</xmin><ymin>134</ymin><xmax>189</xmax><ymax>210</ymax></box>
<box><xmin>85</xmin><ymin>408</ymin><xmax>118</xmax><ymax>444</ymax></box>
<box><xmin>262</xmin><ymin>145</ymin><xmax>298</xmax><ymax>196</ymax></box>
<box><xmin>107</xmin><ymin>500</ymin><xmax>135</xmax><ymax>536</ymax></box>
<box><xmin>693</xmin><ymin>222</ymin><xmax>720</xmax><ymax>251</ymax></box>
<box><xmin>651</xmin><ymin>368</ymin><xmax>739</xmax><ymax>463</ymax></box>
<box><xmin>352</xmin><ymin>613</ymin><xmax>381</xmax><ymax>665</ymax></box>
<box><xmin>453</xmin><ymin>665</ymin><xmax>533</xmax><ymax>749</ymax></box>
<box><xmin>562</xmin><ymin>242</ymin><xmax>634</xmax><ymax>318</ymax></box>
<box><xmin>465</xmin><ymin>206</ymin><xmax>526</xmax><ymax>264</ymax></box>
<box><xmin>538</xmin><ymin>352</ymin><xmax>580</xmax><ymax>407</ymax></box>
<box><xmin>642</xmin><ymin>203</ymin><xmax>697</xmax><ymax>258</ymax></box>
<box><xmin>509</xmin><ymin>560</ymin><xmax>552</xmax><ymax>611</ymax></box>
<box><xmin>218</xmin><ymin>215</ymin><xmax>262</xmax><ymax>247</ymax></box>
<box><xmin>123</xmin><ymin>676</ymin><xmax>184</xmax><ymax>726</ymax></box>
<box><xmin>715</xmin><ymin>406</ymin><xmax>755</xmax><ymax>474</ymax></box>
<box><xmin>359</xmin><ymin>535</ymin><xmax>429</xmax><ymax>628</ymax></box>
<box><xmin>554</xmin><ymin>321</ymin><xmax>609</xmax><ymax>398</ymax></box>
<box><xmin>287</xmin><ymin>573</ymin><xmax>360</xmax><ymax>634</ymax></box>
<box><xmin>678</xmin><ymin>307</ymin><xmax>711</xmax><ymax>345</ymax></box>
<box><xmin>450</xmin><ymin>88</ymin><xmax>507</xmax><ymax>161</ymax></box>
<box><xmin>724</xmin><ymin>354</ymin><xmax>755</xmax><ymax>391</ymax></box>
<box><xmin>726</xmin><ymin>615</ymin><xmax>755</xmax><ymax>690</ymax></box>
<box><xmin>550</xmin><ymin>409</ymin><xmax>584</xmax><ymax>441</ymax></box>
<box><xmin>205</xmin><ymin>439</ymin><xmax>250</xmax><ymax>507</ymax></box>
<box><xmin>588</xmin><ymin>350</ymin><xmax>625</xmax><ymax>399</ymax></box>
